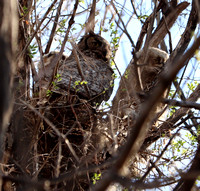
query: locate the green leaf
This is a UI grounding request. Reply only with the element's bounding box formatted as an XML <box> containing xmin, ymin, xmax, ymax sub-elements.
<box><xmin>80</xmin><ymin>80</ymin><xmax>88</xmax><ymax>85</ymax></box>
<box><xmin>74</xmin><ymin>80</ymin><xmax>80</xmax><ymax>86</ymax></box>
<box><xmin>46</xmin><ymin>89</ymin><xmax>52</xmax><ymax>97</ymax></box>
<box><xmin>92</xmin><ymin>173</ymin><xmax>101</xmax><ymax>185</ymax></box>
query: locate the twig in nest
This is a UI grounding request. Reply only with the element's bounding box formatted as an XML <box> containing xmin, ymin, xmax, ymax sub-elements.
<box><xmin>20</xmin><ymin>99</ymin><xmax>80</xmax><ymax>163</ymax></box>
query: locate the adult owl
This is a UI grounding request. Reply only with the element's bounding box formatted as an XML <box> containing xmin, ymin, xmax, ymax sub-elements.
<box><xmin>37</xmin><ymin>33</ymin><xmax>113</xmax><ymax>105</ymax></box>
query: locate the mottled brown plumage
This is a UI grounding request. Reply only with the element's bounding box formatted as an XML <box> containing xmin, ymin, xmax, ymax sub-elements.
<box><xmin>37</xmin><ymin>33</ymin><xmax>113</xmax><ymax>105</ymax></box>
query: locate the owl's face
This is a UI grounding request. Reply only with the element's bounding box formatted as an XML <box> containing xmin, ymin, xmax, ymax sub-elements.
<box><xmin>78</xmin><ymin>33</ymin><xmax>111</xmax><ymax>63</ymax></box>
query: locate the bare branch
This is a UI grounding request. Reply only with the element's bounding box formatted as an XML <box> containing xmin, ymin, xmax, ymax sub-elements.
<box><xmin>149</xmin><ymin>2</ymin><xmax>189</xmax><ymax>47</ymax></box>
<box><xmin>85</xmin><ymin>0</ymin><xmax>96</xmax><ymax>33</ymax></box>
<box><xmin>45</xmin><ymin>0</ymin><xmax>64</xmax><ymax>54</ymax></box>
<box><xmin>170</xmin><ymin>0</ymin><xmax>198</xmax><ymax>61</ymax></box>
<box><xmin>162</xmin><ymin>98</ymin><xmax>200</xmax><ymax>110</ymax></box>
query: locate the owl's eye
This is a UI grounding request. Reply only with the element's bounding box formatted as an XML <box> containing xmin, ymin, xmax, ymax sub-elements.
<box><xmin>97</xmin><ymin>40</ymin><xmax>102</xmax><ymax>46</ymax></box>
<box><xmin>92</xmin><ymin>41</ymin><xmax>98</xmax><ymax>46</ymax></box>
<box><xmin>90</xmin><ymin>39</ymin><xmax>102</xmax><ymax>47</ymax></box>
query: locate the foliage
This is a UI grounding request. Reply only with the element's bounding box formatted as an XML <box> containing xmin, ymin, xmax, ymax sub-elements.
<box><xmin>73</xmin><ymin>80</ymin><xmax>88</xmax><ymax>91</ymax></box>
<box><xmin>28</xmin><ymin>44</ymin><xmax>38</xmax><ymax>58</ymax></box>
<box><xmin>92</xmin><ymin>173</ymin><xmax>101</xmax><ymax>185</ymax></box>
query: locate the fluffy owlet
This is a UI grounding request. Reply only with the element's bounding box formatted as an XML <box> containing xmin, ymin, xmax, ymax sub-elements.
<box><xmin>112</xmin><ymin>47</ymin><xmax>169</xmax><ymax>118</ymax></box>
<box><xmin>37</xmin><ymin>33</ymin><xmax>114</xmax><ymax>105</ymax></box>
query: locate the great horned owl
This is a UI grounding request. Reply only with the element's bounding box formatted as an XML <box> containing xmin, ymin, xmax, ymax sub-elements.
<box><xmin>112</xmin><ymin>47</ymin><xmax>169</xmax><ymax>118</ymax></box>
<box><xmin>37</xmin><ymin>33</ymin><xmax>113</xmax><ymax>105</ymax></box>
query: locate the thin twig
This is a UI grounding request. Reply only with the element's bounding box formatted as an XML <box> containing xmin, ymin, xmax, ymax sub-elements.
<box><xmin>55</xmin><ymin>137</ymin><xmax>62</xmax><ymax>178</ymax></box>
<box><xmin>130</xmin><ymin>0</ymin><xmax>144</xmax><ymax>24</ymax></box>
<box><xmin>110</xmin><ymin>0</ymin><xmax>135</xmax><ymax>48</ymax></box>
<box><xmin>139</xmin><ymin>128</ymin><xmax>181</xmax><ymax>182</ymax></box>
<box><xmin>45</xmin><ymin>0</ymin><xmax>64</xmax><ymax>54</ymax></box>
